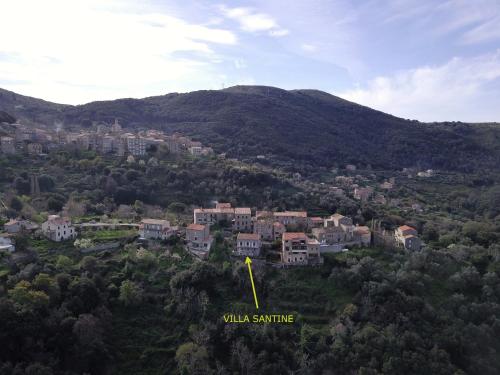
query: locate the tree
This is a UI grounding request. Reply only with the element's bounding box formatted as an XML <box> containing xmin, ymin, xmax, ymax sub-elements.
<box><xmin>8</xmin><ymin>280</ymin><xmax>49</xmax><ymax>311</ymax></box>
<box><xmin>118</xmin><ymin>280</ymin><xmax>143</xmax><ymax>307</ymax></box>
<box><xmin>38</xmin><ymin>175</ymin><xmax>55</xmax><ymax>192</ymax></box>
<box><xmin>47</xmin><ymin>198</ymin><xmax>64</xmax><ymax>212</ymax></box>
<box><xmin>9</xmin><ymin>196</ymin><xmax>23</xmax><ymax>212</ymax></box>
<box><xmin>175</xmin><ymin>342</ymin><xmax>211</xmax><ymax>375</ymax></box>
<box><xmin>56</xmin><ymin>255</ymin><xmax>73</xmax><ymax>272</ymax></box>
<box><xmin>63</xmin><ymin>198</ymin><xmax>86</xmax><ymax>217</ymax></box>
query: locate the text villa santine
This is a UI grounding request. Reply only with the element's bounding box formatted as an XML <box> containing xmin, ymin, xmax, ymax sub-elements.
<box><xmin>223</xmin><ymin>314</ymin><xmax>295</xmax><ymax>324</ymax></box>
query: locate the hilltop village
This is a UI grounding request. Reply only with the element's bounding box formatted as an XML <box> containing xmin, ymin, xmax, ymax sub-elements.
<box><xmin>0</xmin><ymin>119</ymin><xmax>214</xmax><ymax>158</ymax></box>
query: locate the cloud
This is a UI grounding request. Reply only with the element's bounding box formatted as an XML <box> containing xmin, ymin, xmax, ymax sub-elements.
<box><xmin>0</xmin><ymin>0</ymin><xmax>237</xmax><ymax>104</ymax></box>
<box><xmin>462</xmin><ymin>15</ymin><xmax>500</xmax><ymax>44</ymax></box>
<box><xmin>338</xmin><ymin>51</ymin><xmax>500</xmax><ymax>122</ymax></box>
<box><xmin>219</xmin><ymin>5</ymin><xmax>288</xmax><ymax>37</ymax></box>
<box><xmin>301</xmin><ymin>43</ymin><xmax>317</xmax><ymax>52</ymax></box>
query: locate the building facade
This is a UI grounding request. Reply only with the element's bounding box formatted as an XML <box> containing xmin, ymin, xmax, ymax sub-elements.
<box><xmin>41</xmin><ymin>215</ymin><xmax>77</xmax><ymax>242</ymax></box>
<box><xmin>395</xmin><ymin>225</ymin><xmax>421</xmax><ymax>251</ymax></box>
<box><xmin>139</xmin><ymin>219</ymin><xmax>174</xmax><ymax>240</ymax></box>
<box><xmin>281</xmin><ymin>232</ymin><xmax>322</xmax><ymax>266</ymax></box>
<box><xmin>235</xmin><ymin>233</ymin><xmax>262</xmax><ymax>257</ymax></box>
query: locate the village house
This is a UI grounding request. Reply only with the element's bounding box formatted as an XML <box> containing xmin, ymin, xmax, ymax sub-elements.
<box><xmin>395</xmin><ymin>225</ymin><xmax>421</xmax><ymax>251</ymax></box>
<box><xmin>1</xmin><ymin>136</ymin><xmax>15</xmax><ymax>154</ymax></box>
<box><xmin>235</xmin><ymin>233</ymin><xmax>262</xmax><ymax>257</ymax></box>
<box><xmin>253</xmin><ymin>216</ymin><xmax>285</xmax><ymax>241</ymax></box>
<box><xmin>126</xmin><ymin>136</ymin><xmax>146</xmax><ymax>156</ymax></box>
<box><xmin>310</xmin><ymin>217</ymin><xmax>324</xmax><ymax>228</ymax></box>
<box><xmin>139</xmin><ymin>219</ymin><xmax>174</xmax><ymax>240</ymax></box>
<box><xmin>273</xmin><ymin>222</ymin><xmax>286</xmax><ymax>241</ymax></box>
<box><xmin>313</xmin><ymin>225</ymin><xmax>350</xmax><ymax>245</ymax></box>
<box><xmin>233</xmin><ymin>207</ymin><xmax>252</xmax><ymax>232</ymax></box>
<box><xmin>312</xmin><ymin>213</ymin><xmax>371</xmax><ymax>251</ymax></box>
<box><xmin>281</xmin><ymin>232</ymin><xmax>322</xmax><ymax>266</ymax></box>
<box><xmin>193</xmin><ymin>203</ymin><xmax>252</xmax><ymax>232</ymax></box>
<box><xmin>189</xmin><ymin>146</ymin><xmax>203</xmax><ymax>156</ymax></box>
<box><xmin>41</xmin><ymin>215</ymin><xmax>77</xmax><ymax>242</ymax></box>
<box><xmin>253</xmin><ymin>218</ymin><xmax>274</xmax><ymax>240</ymax></box>
<box><xmin>353</xmin><ymin>225</ymin><xmax>372</xmax><ymax>246</ymax></box>
<box><xmin>3</xmin><ymin>219</ymin><xmax>38</xmax><ymax>234</ymax></box>
<box><xmin>268</xmin><ymin>211</ymin><xmax>310</xmax><ymax>229</ymax></box>
<box><xmin>0</xmin><ymin>236</ymin><xmax>15</xmax><ymax>253</ymax></box>
<box><xmin>354</xmin><ymin>187</ymin><xmax>374</xmax><ymax>202</ymax></box>
<box><xmin>380</xmin><ymin>181</ymin><xmax>394</xmax><ymax>190</ymax></box>
<box><xmin>27</xmin><ymin>143</ymin><xmax>43</xmax><ymax>155</ymax></box>
<box><xmin>186</xmin><ymin>223</ymin><xmax>213</xmax><ymax>259</ymax></box>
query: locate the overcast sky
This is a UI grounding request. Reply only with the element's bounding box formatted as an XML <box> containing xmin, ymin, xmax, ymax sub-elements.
<box><xmin>1</xmin><ymin>0</ymin><xmax>500</xmax><ymax>122</ymax></box>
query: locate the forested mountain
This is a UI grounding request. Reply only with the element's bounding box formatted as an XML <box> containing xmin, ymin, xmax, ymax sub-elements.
<box><xmin>1</xmin><ymin>86</ymin><xmax>499</xmax><ymax>172</ymax></box>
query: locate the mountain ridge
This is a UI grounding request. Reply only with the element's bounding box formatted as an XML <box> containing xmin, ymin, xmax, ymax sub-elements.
<box><xmin>1</xmin><ymin>85</ymin><xmax>499</xmax><ymax>172</ymax></box>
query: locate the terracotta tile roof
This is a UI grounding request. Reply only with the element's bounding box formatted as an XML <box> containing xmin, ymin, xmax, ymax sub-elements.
<box><xmin>283</xmin><ymin>232</ymin><xmax>307</xmax><ymax>240</ymax></box>
<box><xmin>354</xmin><ymin>226</ymin><xmax>370</xmax><ymax>234</ymax></box>
<box><xmin>274</xmin><ymin>211</ymin><xmax>307</xmax><ymax>218</ymax></box>
<box><xmin>235</xmin><ymin>207</ymin><xmax>251</xmax><ymax>214</ymax></box>
<box><xmin>187</xmin><ymin>224</ymin><xmax>206</xmax><ymax>231</ymax></box>
<box><xmin>398</xmin><ymin>225</ymin><xmax>416</xmax><ymax>232</ymax></box>
<box><xmin>237</xmin><ymin>233</ymin><xmax>260</xmax><ymax>240</ymax></box>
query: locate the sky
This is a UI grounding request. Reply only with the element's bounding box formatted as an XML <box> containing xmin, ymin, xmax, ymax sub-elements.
<box><xmin>1</xmin><ymin>0</ymin><xmax>500</xmax><ymax>122</ymax></box>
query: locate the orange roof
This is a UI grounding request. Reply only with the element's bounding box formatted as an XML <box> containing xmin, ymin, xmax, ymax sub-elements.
<box><xmin>283</xmin><ymin>232</ymin><xmax>307</xmax><ymax>240</ymax></box>
<box><xmin>235</xmin><ymin>207</ymin><xmax>251</xmax><ymax>214</ymax></box>
<box><xmin>237</xmin><ymin>233</ymin><xmax>260</xmax><ymax>240</ymax></box>
<box><xmin>187</xmin><ymin>223</ymin><xmax>206</xmax><ymax>231</ymax></box>
<box><xmin>274</xmin><ymin>211</ymin><xmax>307</xmax><ymax>218</ymax></box>
<box><xmin>398</xmin><ymin>225</ymin><xmax>415</xmax><ymax>232</ymax></box>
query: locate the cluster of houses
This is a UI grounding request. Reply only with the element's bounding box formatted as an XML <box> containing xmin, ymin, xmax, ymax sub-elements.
<box><xmin>0</xmin><ymin>119</ymin><xmax>213</xmax><ymax>158</ymax></box>
<box><xmin>1</xmin><ymin>205</ymin><xmax>422</xmax><ymax>263</ymax></box>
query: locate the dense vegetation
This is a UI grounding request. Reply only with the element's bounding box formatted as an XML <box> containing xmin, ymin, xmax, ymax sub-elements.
<box><xmin>1</xmin><ymin>239</ymin><xmax>500</xmax><ymax>374</ymax></box>
<box><xmin>2</xmin><ymin>86</ymin><xmax>500</xmax><ymax>173</ymax></box>
<box><xmin>0</xmin><ymin>147</ymin><xmax>499</xmax><ymax>374</ymax></box>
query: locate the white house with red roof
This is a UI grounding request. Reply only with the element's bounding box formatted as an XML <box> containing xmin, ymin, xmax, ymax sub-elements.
<box><xmin>395</xmin><ymin>225</ymin><xmax>421</xmax><ymax>251</ymax></box>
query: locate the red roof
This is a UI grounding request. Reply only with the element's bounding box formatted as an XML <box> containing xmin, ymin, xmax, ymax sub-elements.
<box><xmin>237</xmin><ymin>233</ymin><xmax>260</xmax><ymax>240</ymax></box>
<box><xmin>398</xmin><ymin>225</ymin><xmax>415</xmax><ymax>232</ymax></box>
<box><xmin>187</xmin><ymin>224</ymin><xmax>205</xmax><ymax>231</ymax></box>
<box><xmin>283</xmin><ymin>232</ymin><xmax>307</xmax><ymax>240</ymax></box>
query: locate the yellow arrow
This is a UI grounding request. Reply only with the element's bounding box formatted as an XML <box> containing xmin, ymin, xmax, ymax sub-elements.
<box><xmin>245</xmin><ymin>257</ymin><xmax>259</xmax><ymax>309</ymax></box>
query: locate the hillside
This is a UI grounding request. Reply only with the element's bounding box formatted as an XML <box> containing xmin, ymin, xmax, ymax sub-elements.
<box><xmin>1</xmin><ymin>86</ymin><xmax>499</xmax><ymax>172</ymax></box>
